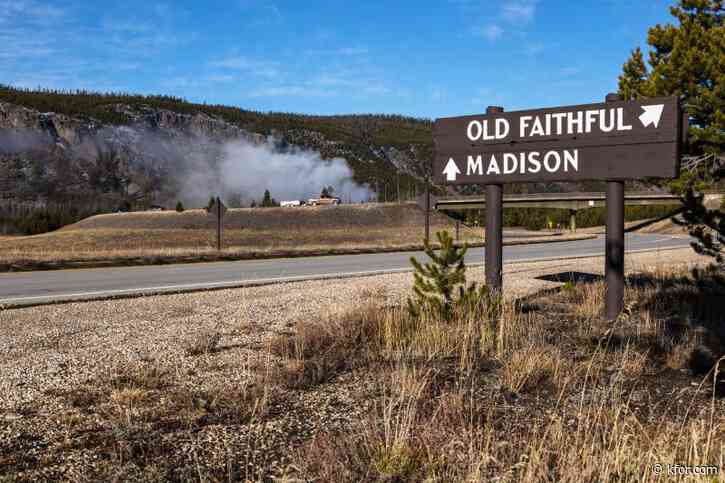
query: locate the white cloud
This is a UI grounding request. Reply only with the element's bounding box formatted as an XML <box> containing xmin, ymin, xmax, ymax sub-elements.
<box><xmin>362</xmin><ymin>84</ymin><xmax>391</xmax><ymax>96</ymax></box>
<box><xmin>470</xmin><ymin>87</ymin><xmax>503</xmax><ymax>108</ymax></box>
<box><xmin>524</xmin><ymin>42</ymin><xmax>544</xmax><ymax>56</ymax></box>
<box><xmin>311</xmin><ymin>73</ymin><xmax>356</xmax><ymax>87</ymax></box>
<box><xmin>248</xmin><ymin>86</ymin><xmax>336</xmax><ymax>98</ymax></box>
<box><xmin>431</xmin><ymin>87</ymin><xmax>447</xmax><ymax>102</ymax></box>
<box><xmin>502</xmin><ymin>0</ymin><xmax>537</xmax><ymax>23</ymax></box>
<box><xmin>266</xmin><ymin>4</ymin><xmax>282</xmax><ymax>20</ymax></box>
<box><xmin>247</xmin><ymin>68</ymin><xmax>396</xmax><ymax>99</ymax></box>
<box><xmin>209</xmin><ymin>56</ymin><xmax>280</xmax><ymax>78</ymax></box>
<box><xmin>159</xmin><ymin>77</ymin><xmax>195</xmax><ymax>89</ymax></box>
<box><xmin>153</xmin><ymin>3</ymin><xmax>178</xmax><ymax>17</ymax></box>
<box><xmin>560</xmin><ymin>66</ymin><xmax>581</xmax><ymax>76</ymax></box>
<box><xmin>302</xmin><ymin>46</ymin><xmax>370</xmax><ymax>59</ymax></box>
<box><xmin>240</xmin><ymin>1</ymin><xmax>283</xmax><ymax>26</ymax></box>
<box><xmin>101</xmin><ymin>17</ymin><xmax>154</xmax><ymax>33</ymax></box>
<box><xmin>308</xmin><ymin>69</ymin><xmax>392</xmax><ymax>95</ymax></box>
<box><xmin>475</xmin><ymin>24</ymin><xmax>503</xmax><ymax>41</ymax></box>
<box><xmin>0</xmin><ymin>3</ymin><xmax>64</xmax><ymax>62</ymax></box>
<box><xmin>467</xmin><ymin>0</ymin><xmax>538</xmax><ymax>41</ymax></box>
<box><xmin>337</xmin><ymin>47</ymin><xmax>368</xmax><ymax>56</ymax></box>
<box><xmin>205</xmin><ymin>74</ymin><xmax>234</xmax><ymax>82</ymax></box>
<box><xmin>0</xmin><ymin>0</ymin><xmax>64</xmax><ymax>21</ymax></box>
<box><xmin>0</xmin><ymin>33</ymin><xmax>55</xmax><ymax>60</ymax></box>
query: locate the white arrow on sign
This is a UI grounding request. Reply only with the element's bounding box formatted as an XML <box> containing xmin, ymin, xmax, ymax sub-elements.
<box><xmin>639</xmin><ymin>104</ymin><xmax>664</xmax><ymax>128</ymax></box>
<box><xmin>443</xmin><ymin>158</ymin><xmax>461</xmax><ymax>181</ymax></box>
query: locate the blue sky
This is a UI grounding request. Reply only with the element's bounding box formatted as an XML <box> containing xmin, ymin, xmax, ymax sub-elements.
<box><xmin>1</xmin><ymin>0</ymin><xmax>676</xmax><ymax>118</ymax></box>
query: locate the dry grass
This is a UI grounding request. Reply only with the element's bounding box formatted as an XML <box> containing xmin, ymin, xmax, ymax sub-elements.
<box><xmin>182</xmin><ymin>330</ymin><xmax>222</xmax><ymax>356</ymax></box>
<box><xmin>0</xmin><ymin>204</ymin><xmax>592</xmax><ymax>271</ymax></box>
<box><xmin>2</xmin><ymin>265</ymin><xmax>724</xmax><ymax>481</ymax></box>
<box><xmin>0</xmin><ymin>226</ymin><xmax>481</xmax><ymax>262</ymax></box>
<box><xmin>288</xmin><ymin>267</ymin><xmax>725</xmax><ymax>482</ymax></box>
<box><xmin>0</xmin><ymin>204</ymin><xmax>488</xmax><ymax>269</ymax></box>
<box><xmin>499</xmin><ymin>344</ymin><xmax>566</xmax><ymax>393</ymax></box>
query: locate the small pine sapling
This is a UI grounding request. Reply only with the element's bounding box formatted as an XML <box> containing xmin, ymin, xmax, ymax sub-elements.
<box><xmin>408</xmin><ymin>230</ymin><xmax>494</xmax><ymax>319</ymax></box>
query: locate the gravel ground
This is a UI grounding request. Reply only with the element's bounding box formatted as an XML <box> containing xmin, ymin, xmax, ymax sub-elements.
<box><xmin>0</xmin><ymin>247</ymin><xmax>709</xmax><ymax>410</ymax></box>
<box><xmin>0</xmin><ymin>247</ymin><xmax>711</xmax><ymax>479</ymax></box>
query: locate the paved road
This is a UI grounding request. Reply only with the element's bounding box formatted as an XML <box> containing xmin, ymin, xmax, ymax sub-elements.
<box><xmin>0</xmin><ymin>233</ymin><xmax>689</xmax><ymax>307</ymax></box>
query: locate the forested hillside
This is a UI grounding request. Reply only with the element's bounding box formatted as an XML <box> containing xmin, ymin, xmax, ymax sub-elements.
<box><xmin>1</xmin><ymin>85</ymin><xmax>642</xmax><ymax>234</ymax></box>
<box><xmin>0</xmin><ymin>85</ymin><xmax>432</xmax><ymax>196</ymax></box>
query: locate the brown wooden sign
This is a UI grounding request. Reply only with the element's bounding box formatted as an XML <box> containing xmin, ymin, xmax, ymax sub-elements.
<box><xmin>433</xmin><ymin>96</ymin><xmax>683</xmax><ymax>185</ymax></box>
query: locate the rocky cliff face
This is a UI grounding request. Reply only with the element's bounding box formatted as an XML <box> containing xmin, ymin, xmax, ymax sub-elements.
<box><xmin>1</xmin><ymin>101</ymin><xmax>419</xmax><ymax>216</ymax></box>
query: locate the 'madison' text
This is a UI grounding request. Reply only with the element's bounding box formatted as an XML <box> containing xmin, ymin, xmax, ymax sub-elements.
<box><xmin>466</xmin><ymin>150</ymin><xmax>579</xmax><ymax>176</ymax></box>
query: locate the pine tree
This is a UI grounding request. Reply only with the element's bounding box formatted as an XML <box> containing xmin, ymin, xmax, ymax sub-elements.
<box><xmin>261</xmin><ymin>189</ymin><xmax>275</xmax><ymax>207</ymax></box>
<box><xmin>617</xmin><ymin>47</ymin><xmax>650</xmax><ymax>100</ymax></box>
<box><xmin>619</xmin><ymin>0</ymin><xmax>724</xmax><ymax>277</ymax></box>
<box><xmin>175</xmin><ymin>200</ymin><xmax>184</xmax><ymax>212</ymax></box>
<box><xmin>618</xmin><ymin>0</ymin><xmax>724</xmax><ymax>156</ymax></box>
<box><xmin>321</xmin><ymin>186</ymin><xmax>334</xmax><ymax>198</ymax></box>
<box><xmin>407</xmin><ymin>231</ymin><xmax>491</xmax><ymax>319</ymax></box>
<box><xmin>674</xmin><ymin>190</ymin><xmax>725</xmax><ymax>282</ymax></box>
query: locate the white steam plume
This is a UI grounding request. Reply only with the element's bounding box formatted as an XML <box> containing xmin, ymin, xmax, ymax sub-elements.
<box><xmin>182</xmin><ymin>137</ymin><xmax>373</xmax><ymax>205</ymax></box>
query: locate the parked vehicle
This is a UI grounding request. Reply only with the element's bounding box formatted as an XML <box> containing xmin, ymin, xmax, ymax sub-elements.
<box><xmin>307</xmin><ymin>197</ymin><xmax>341</xmax><ymax>206</ymax></box>
<box><xmin>280</xmin><ymin>200</ymin><xmax>305</xmax><ymax>207</ymax></box>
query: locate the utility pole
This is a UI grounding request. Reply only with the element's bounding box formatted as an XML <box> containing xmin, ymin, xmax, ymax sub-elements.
<box><xmin>424</xmin><ymin>182</ymin><xmax>430</xmax><ymax>243</ymax></box>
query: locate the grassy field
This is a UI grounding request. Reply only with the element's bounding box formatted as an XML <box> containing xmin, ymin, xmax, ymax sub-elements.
<box><xmin>0</xmin><ymin>203</ymin><xmax>582</xmax><ymax>271</ymax></box>
<box><xmin>1</xmin><ymin>254</ymin><xmax>723</xmax><ymax>481</ymax></box>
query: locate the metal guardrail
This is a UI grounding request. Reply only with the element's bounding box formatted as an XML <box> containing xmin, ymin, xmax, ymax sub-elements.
<box><xmin>433</xmin><ymin>191</ymin><xmax>717</xmax><ymax>211</ymax></box>
<box><xmin>437</xmin><ymin>191</ymin><xmax>682</xmax><ymax>203</ymax></box>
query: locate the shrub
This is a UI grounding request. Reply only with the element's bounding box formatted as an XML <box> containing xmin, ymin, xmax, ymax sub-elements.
<box><xmin>175</xmin><ymin>201</ymin><xmax>185</xmax><ymax>212</ymax></box>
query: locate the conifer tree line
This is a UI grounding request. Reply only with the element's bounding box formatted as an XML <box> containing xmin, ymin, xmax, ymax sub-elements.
<box><xmin>0</xmin><ymin>200</ymin><xmax>104</xmax><ymax>235</ymax></box>
<box><xmin>618</xmin><ymin>0</ymin><xmax>724</xmax><ymax>275</ymax></box>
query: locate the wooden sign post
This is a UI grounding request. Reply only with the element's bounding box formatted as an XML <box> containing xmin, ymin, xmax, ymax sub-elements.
<box><xmin>207</xmin><ymin>196</ymin><xmax>227</xmax><ymax>251</ymax></box>
<box><xmin>433</xmin><ymin>94</ymin><xmax>684</xmax><ymax>319</ymax></box>
<box><xmin>484</xmin><ymin>106</ymin><xmax>504</xmax><ymax>292</ymax></box>
<box><xmin>604</xmin><ymin>94</ymin><xmax>625</xmax><ymax>320</ymax></box>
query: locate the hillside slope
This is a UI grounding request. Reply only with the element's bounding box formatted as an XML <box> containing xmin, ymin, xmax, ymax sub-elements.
<box><xmin>1</xmin><ymin>86</ymin><xmax>656</xmax><ymax>236</ymax></box>
<box><xmin>67</xmin><ymin>203</ymin><xmax>446</xmax><ymax>231</ymax></box>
